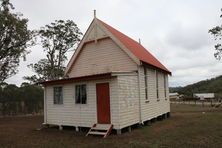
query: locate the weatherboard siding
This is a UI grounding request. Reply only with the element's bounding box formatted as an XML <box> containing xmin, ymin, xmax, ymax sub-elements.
<box><xmin>85</xmin><ymin>23</ymin><xmax>107</xmax><ymax>41</ymax></box>
<box><xmin>113</xmin><ymin>69</ymin><xmax>170</xmax><ymax>129</ymax></box>
<box><xmin>138</xmin><ymin>66</ymin><xmax>170</xmax><ymax>122</ymax></box>
<box><xmin>44</xmin><ymin>70</ymin><xmax>170</xmax><ymax>129</ymax></box>
<box><xmin>117</xmin><ymin>75</ymin><xmax>140</xmax><ymax>128</ymax></box>
<box><xmin>68</xmin><ymin>38</ymin><xmax>137</xmax><ymax>77</ymax></box>
<box><xmin>44</xmin><ymin>78</ymin><xmax>120</xmax><ymax>129</ymax></box>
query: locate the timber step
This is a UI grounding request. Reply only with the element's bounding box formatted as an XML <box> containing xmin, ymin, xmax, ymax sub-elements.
<box><xmin>87</xmin><ymin>131</ymin><xmax>106</xmax><ymax>135</ymax></box>
<box><xmin>86</xmin><ymin>123</ymin><xmax>113</xmax><ymax>138</ymax></box>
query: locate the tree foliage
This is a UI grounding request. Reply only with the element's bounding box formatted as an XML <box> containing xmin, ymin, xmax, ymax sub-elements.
<box><xmin>209</xmin><ymin>9</ymin><xmax>222</xmax><ymax>60</ymax></box>
<box><xmin>0</xmin><ymin>82</ymin><xmax>43</xmax><ymax>115</ymax></box>
<box><xmin>0</xmin><ymin>0</ymin><xmax>34</xmax><ymax>82</ymax></box>
<box><xmin>25</xmin><ymin>20</ymin><xmax>82</xmax><ymax>83</ymax></box>
<box><xmin>24</xmin><ymin>59</ymin><xmax>55</xmax><ymax>83</ymax></box>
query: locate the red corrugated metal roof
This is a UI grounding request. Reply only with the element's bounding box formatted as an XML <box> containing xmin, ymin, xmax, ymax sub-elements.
<box><xmin>99</xmin><ymin>19</ymin><xmax>171</xmax><ymax>74</ymax></box>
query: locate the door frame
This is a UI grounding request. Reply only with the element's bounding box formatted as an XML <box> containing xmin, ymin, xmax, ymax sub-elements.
<box><xmin>96</xmin><ymin>82</ymin><xmax>111</xmax><ymax>124</ymax></box>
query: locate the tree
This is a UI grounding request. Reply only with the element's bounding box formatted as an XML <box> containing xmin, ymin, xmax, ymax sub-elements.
<box><xmin>0</xmin><ymin>0</ymin><xmax>34</xmax><ymax>82</ymax></box>
<box><xmin>24</xmin><ymin>59</ymin><xmax>52</xmax><ymax>83</ymax></box>
<box><xmin>25</xmin><ymin>20</ymin><xmax>82</xmax><ymax>83</ymax></box>
<box><xmin>209</xmin><ymin>9</ymin><xmax>222</xmax><ymax>60</ymax></box>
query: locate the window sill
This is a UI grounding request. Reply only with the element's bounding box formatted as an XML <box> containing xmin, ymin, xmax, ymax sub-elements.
<box><xmin>75</xmin><ymin>103</ymin><xmax>87</xmax><ymax>105</ymax></box>
<box><xmin>53</xmin><ymin>104</ymin><xmax>64</xmax><ymax>106</ymax></box>
<box><xmin>145</xmin><ymin>100</ymin><xmax>150</xmax><ymax>103</ymax></box>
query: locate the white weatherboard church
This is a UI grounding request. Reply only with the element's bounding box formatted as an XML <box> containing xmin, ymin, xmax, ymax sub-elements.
<box><xmin>41</xmin><ymin>13</ymin><xmax>171</xmax><ymax>137</ymax></box>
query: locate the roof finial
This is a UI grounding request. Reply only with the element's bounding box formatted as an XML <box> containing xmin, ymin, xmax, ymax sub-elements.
<box><xmin>94</xmin><ymin>10</ymin><xmax>96</xmax><ymax>18</ymax></box>
<box><xmin>139</xmin><ymin>38</ymin><xmax>141</xmax><ymax>44</ymax></box>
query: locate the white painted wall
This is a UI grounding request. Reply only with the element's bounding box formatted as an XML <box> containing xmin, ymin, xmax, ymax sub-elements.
<box><xmin>85</xmin><ymin>23</ymin><xmax>107</xmax><ymax>41</ymax></box>
<box><xmin>44</xmin><ymin>67</ymin><xmax>170</xmax><ymax>130</ymax></box>
<box><xmin>117</xmin><ymin>74</ymin><xmax>140</xmax><ymax>129</ymax></box>
<box><xmin>138</xmin><ymin>66</ymin><xmax>170</xmax><ymax>122</ymax></box>
<box><xmin>114</xmin><ymin>68</ymin><xmax>170</xmax><ymax>129</ymax></box>
<box><xmin>68</xmin><ymin>38</ymin><xmax>137</xmax><ymax>77</ymax></box>
<box><xmin>44</xmin><ymin>78</ymin><xmax>120</xmax><ymax>129</ymax></box>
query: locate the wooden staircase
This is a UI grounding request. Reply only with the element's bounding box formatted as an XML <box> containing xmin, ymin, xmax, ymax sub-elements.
<box><xmin>86</xmin><ymin>123</ymin><xmax>113</xmax><ymax>138</ymax></box>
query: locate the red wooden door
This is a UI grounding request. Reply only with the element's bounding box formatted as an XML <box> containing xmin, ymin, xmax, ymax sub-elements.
<box><xmin>96</xmin><ymin>83</ymin><xmax>111</xmax><ymax>124</ymax></box>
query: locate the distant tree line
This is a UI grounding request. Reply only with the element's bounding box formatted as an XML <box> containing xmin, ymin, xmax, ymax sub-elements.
<box><xmin>170</xmin><ymin>75</ymin><xmax>222</xmax><ymax>98</ymax></box>
<box><xmin>0</xmin><ymin>82</ymin><xmax>43</xmax><ymax>116</ymax></box>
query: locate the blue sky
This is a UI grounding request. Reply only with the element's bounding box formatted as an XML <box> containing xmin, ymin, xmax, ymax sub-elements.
<box><xmin>6</xmin><ymin>0</ymin><xmax>222</xmax><ymax>87</ymax></box>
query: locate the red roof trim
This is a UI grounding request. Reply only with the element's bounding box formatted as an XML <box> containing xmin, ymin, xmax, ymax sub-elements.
<box><xmin>40</xmin><ymin>73</ymin><xmax>114</xmax><ymax>86</ymax></box>
<box><xmin>98</xmin><ymin>19</ymin><xmax>171</xmax><ymax>74</ymax></box>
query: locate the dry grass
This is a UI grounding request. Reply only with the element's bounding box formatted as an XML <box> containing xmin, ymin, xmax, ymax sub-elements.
<box><xmin>0</xmin><ymin>104</ymin><xmax>222</xmax><ymax>148</ymax></box>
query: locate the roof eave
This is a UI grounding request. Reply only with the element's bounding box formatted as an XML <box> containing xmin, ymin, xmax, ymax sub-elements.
<box><xmin>39</xmin><ymin>72</ymin><xmax>115</xmax><ymax>86</ymax></box>
<box><xmin>141</xmin><ymin>61</ymin><xmax>172</xmax><ymax>75</ymax></box>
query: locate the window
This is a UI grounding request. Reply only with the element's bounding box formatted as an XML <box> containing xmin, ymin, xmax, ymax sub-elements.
<box><xmin>54</xmin><ymin>87</ymin><xmax>63</xmax><ymax>104</ymax></box>
<box><xmin>75</xmin><ymin>84</ymin><xmax>87</xmax><ymax>104</ymax></box>
<box><xmin>156</xmin><ymin>70</ymin><xmax>159</xmax><ymax>99</ymax></box>
<box><xmin>164</xmin><ymin>74</ymin><xmax>167</xmax><ymax>98</ymax></box>
<box><xmin>144</xmin><ymin>67</ymin><xmax>148</xmax><ymax>100</ymax></box>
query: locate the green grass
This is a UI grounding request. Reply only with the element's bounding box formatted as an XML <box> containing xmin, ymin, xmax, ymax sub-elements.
<box><xmin>0</xmin><ymin>104</ymin><xmax>222</xmax><ymax>148</ymax></box>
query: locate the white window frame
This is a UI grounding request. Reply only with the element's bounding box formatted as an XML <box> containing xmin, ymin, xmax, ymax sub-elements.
<box><xmin>53</xmin><ymin>86</ymin><xmax>63</xmax><ymax>105</ymax></box>
<box><xmin>144</xmin><ymin>67</ymin><xmax>149</xmax><ymax>101</ymax></box>
<box><xmin>164</xmin><ymin>74</ymin><xmax>167</xmax><ymax>100</ymax></box>
<box><xmin>156</xmin><ymin>70</ymin><xmax>159</xmax><ymax>100</ymax></box>
<box><xmin>75</xmin><ymin>84</ymin><xmax>87</xmax><ymax>104</ymax></box>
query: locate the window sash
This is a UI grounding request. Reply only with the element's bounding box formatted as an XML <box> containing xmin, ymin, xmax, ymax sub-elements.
<box><xmin>75</xmin><ymin>84</ymin><xmax>87</xmax><ymax>104</ymax></box>
<box><xmin>144</xmin><ymin>67</ymin><xmax>148</xmax><ymax>100</ymax></box>
<box><xmin>156</xmin><ymin>71</ymin><xmax>159</xmax><ymax>99</ymax></box>
<box><xmin>75</xmin><ymin>85</ymin><xmax>81</xmax><ymax>103</ymax></box>
<box><xmin>164</xmin><ymin>75</ymin><xmax>167</xmax><ymax>98</ymax></box>
<box><xmin>54</xmin><ymin>87</ymin><xmax>63</xmax><ymax>104</ymax></box>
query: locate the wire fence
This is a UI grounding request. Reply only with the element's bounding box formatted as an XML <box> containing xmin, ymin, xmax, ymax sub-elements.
<box><xmin>171</xmin><ymin>100</ymin><xmax>222</xmax><ymax>107</ymax></box>
<box><xmin>0</xmin><ymin>100</ymin><xmax>43</xmax><ymax>117</ymax></box>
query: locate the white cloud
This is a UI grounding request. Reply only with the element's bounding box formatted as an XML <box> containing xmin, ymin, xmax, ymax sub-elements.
<box><xmin>5</xmin><ymin>0</ymin><xmax>222</xmax><ymax>87</ymax></box>
<box><xmin>166</xmin><ymin>24</ymin><xmax>210</xmax><ymax>50</ymax></box>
